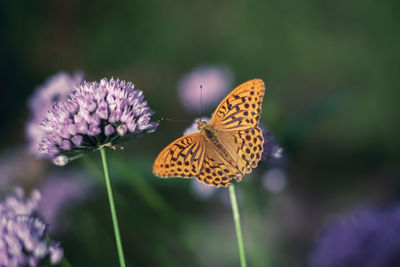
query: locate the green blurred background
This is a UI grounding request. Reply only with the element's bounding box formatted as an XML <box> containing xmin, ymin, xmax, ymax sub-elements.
<box><xmin>1</xmin><ymin>1</ymin><xmax>399</xmax><ymax>266</ymax></box>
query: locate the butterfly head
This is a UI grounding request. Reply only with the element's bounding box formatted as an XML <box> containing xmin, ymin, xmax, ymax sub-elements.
<box><xmin>197</xmin><ymin>119</ymin><xmax>217</xmax><ymax>141</ymax></box>
<box><xmin>197</xmin><ymin>120</ymin><xmax>208</xmax><ymax>131</ymax></box>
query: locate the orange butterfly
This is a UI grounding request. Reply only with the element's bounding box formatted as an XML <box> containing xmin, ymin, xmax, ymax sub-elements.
<box><xmin>153</xmin><ymin>79</ymin><xmax>265</xmax><ymax>187</ymax></box>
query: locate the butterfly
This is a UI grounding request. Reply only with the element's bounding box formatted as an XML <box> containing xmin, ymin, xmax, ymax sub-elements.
<box><xmin>153</xmin><ymin>79</ymin><xmax>265</xmax><ymax>187</ymax></box>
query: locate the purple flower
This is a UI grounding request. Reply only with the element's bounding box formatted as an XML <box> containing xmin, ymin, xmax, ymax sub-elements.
<box><xmin>26</xmin><ymin>72</ymin><xmax>84</xmax><ymax>158</ymax></box>
<box><xmin>310</xmin><ymin>204</ymin><xmax>400</xmax><ymax>267</ymax></box>
<box><xmin>261</xmin><ymin>127</ymin><xmax>283</xmax><ymax>163</ymax></box>
<box><xmin>0</xmin><ymin>187</ymin><xmax>41</xmax><ymax>215</ymax></box>
<box><xmin>38</xmin><ymin>171</ymin><xmax>93</xmax><ymax>232</ymax></box>
<box><xmin>0</xmin><ymin>188</ymin><xmax>63</xmax><ymax>266</ymax></box>
<box><xmin>38</xmin><ymin>77</ymin><xmax>159</xmax><ymax>165</ymax></box>
<box><xmin>190</xmin><ymin>179</ymin><xmax>217</xmax><ymax>200</ymax></box>
<box><xmin>262</xmin><ymin>168</ymin><xmax>287</xmax><ymax>193</ymax></box>
<box><xmin>178</xmin><ymin>65</ymin><xmax>234</xmax><ymax>114</ymax></box>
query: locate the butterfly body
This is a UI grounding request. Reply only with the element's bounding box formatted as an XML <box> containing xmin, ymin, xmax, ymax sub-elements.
<box><xmin>153</xmin><ymin>79</ymin><xmax>265</xmax><ymax>187</ymax></box>
<box><xmin>198</xmin><ymin>120</ymin><xmax>238</xmax><ymax>172</ymax></box>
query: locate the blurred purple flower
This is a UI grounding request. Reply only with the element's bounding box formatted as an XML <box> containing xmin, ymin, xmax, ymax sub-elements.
<box><xmin>38</xmin><ymin>171</ymin><xmax>93</xmax><ymax>232</ymax></box>
<box><xmin>0</xmin><ymin>187</ymin><xmax>41</xmax><ymax>215</ymax></box>
<box><xmin>26</xmin><ymin>72</ymin><xmax>84</xmax><ymax>158</ymax></box>
<box><xmin>0</xmin><ymin>147</ymin><xmax>45</xmax><ymax>190</ymax></box>
<box><xmin>190</xmin><ymin>179</ymin><xmax>217</xmax><ymax>200</ymax></box>
<box><xmin>0</xmin><ymin>188</ymin><xmax>63</xmax><ymax>266</ymax></box>
<box><xmin>262</xmin><ymin>168</ymin><xmax>287</xmax><ymax>193</ymax></box>
<box><xmin>261</xmin><ymin>127</ymin><xmax>283</xmax><ymax>163</ymax></box>
<box><xmin>178</xmin><ymin>65</ymin><xmax>234</xmax><ymax>114</ymax></box>
<box><xmin>38</xmin><ymin>77</ymin><xmax>159</xmax><ymax>165</ymax></box>
<box><xmin>310</xmin><ymin>204</ymin><xmax>400</xmax><ymax>267</ymax></box>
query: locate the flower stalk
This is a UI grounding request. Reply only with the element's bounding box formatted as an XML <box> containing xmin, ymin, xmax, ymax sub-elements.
<box><xmin>229</xmin><ymin>184</ymin><xmax>247</xmax><ymax>267</ymax></box>
<box><xmin>100</xmin><ymin>148</ymin><xmax>126</xmax><ymax>267</ymax></box>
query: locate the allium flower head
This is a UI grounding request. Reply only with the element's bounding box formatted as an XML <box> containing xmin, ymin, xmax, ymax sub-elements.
<box><xmin>0</xmin><ymin>188</ymin><xmax>63</xmax><ymax>266</ymax></box>
<box><xmin>39</xmin><ymin>77</ymin><xmax>159</xmax><ymax>165</ymax></box>
<box><xmin>178</xmin><ymin>65</ymin><xmax>234</xmax><ymax>114</ymax></box>
<box><xmin>310</xmin><ymin>204</ymin><xmax>400</xmax><ymax>267</ymax></box>
<box><xmin>26</xmin><ymin>72</ymin><xmax>84</xmax><ymax>158</ymax></box>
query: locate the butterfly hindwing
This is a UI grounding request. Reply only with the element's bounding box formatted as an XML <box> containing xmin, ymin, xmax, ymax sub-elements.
<box><xmin>197</xmin><ymin>142</ymin><xmax>242</xmax><ymax>187</ymax></box>
<box><xmin>153</xmin><ymin>133</ymin><xmax>205</xmax><ymax>178</ymax></box>
<box><xmin>218</xmin><ymin>126</ymin><xmax>264</xmax><ymax>178</ymax></box>
<box><xmin>210</xmin><ymin>79</ymin><xmax>265</xmax><ymax>131</ymax></box>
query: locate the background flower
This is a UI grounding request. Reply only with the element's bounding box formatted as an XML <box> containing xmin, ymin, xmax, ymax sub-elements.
<box><xmin>0</xmin><ymin>188</ymin><xmax>63</xmax><ymax>266</ymax></box>
<box><xmin>310</xmin><ymin>204</ymin><xmax>400</xmax><ymax>267</ymax></box>
<box><xmin>178</xmin><ymin>65</ymin><xmax>234</xmax><ymax>114</ymax></box>
<box><xmin>261</xmin><ymin>127</ymin><xmax>283</xmax><ymax>163</ymax></box>
<box><xmin>38</xmin><ymin>171</ymin><xmax>94</xmax><ymax>233</ymax></box>
<box><xmin>190</xmin><ymin>178</ymin><xmax>217</xmax><ymax>200</ymax></box>
<box><xmin>0</xmin><ymin>147</ymin><xmax>45</xmax><ymax>191</ymax></box>
<box><xmin>26</xmin><ymin>72</ymin><xmax>84</xmax><ymax>158</ymax></box>
<box><xmin>39</xmin><ymin>78</ymin><xmax>159</xmax><ymax>164</ymax></box>
<box><xmin>262</xmin><ymin>168</ymin><xmax>288</xmax><ymax>193</ymax></box>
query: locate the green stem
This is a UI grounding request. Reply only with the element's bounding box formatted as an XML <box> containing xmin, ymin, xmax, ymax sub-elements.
<box><xmin>229</xmin><ymin>184</ymin><xmax>247</xmax><ymax>267</ymax></box>
<box><xmin>100</xmin><ymin>148</ymin><xmax>126</xmax><ymax>267</ymax></box>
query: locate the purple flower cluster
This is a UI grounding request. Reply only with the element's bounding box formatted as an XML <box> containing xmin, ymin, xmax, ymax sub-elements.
<box><xmin>0</xmin><ymin>188</ymin><xmax>63</xmax><ymax>266</ymax></box>
<box><xmin>26</xmin><ymin>72</ymin><xmax>84</xmax><ymax>158</ymax></box>
<box><xmin>310</xmin><ymin>204</ymin><xmax>400</xmax><ymax>267</ymax></box>
<box><xmin>39</xmin><ymin>77</ymin><xmax>159</xmax><ymax>165</ymax></box>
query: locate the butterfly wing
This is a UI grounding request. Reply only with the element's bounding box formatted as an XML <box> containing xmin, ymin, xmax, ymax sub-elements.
<box><xmin>210</xmin><ymin>79</ymin><xmax>265</xmax><ymax>131</ymax></box>
<box><xmin>218</xmin><ymin>126</ymin><xmax>264</xmax><ymax>177</ymax></box>
<box><xmin>153</xmin><ymin>133</ymin><xmax>206</xmax><ymax>178</ymax></box>
<box><xmin>210</xmin><ymin>79</ymin><xmax>265</xmax><ymax>177</ymax></box>
<box><xmin>154</xmin><ymin>78</ymin><xmax>266</xmax><ymax>187</ymax></box>
<box><xmin>197</xmin><ymin>141</ymin><xmax>242</xmax><ymax>187</ymax></box>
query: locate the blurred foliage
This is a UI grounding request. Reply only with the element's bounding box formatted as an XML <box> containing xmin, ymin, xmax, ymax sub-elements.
<box><xmin>0</xmin><ymin>0</ymin><xmax>399</xmax><ymax>266</ymax></box>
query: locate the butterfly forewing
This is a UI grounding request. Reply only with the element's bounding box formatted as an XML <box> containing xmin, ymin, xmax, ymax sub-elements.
<box><xmin>210</xmin><ymin>79</ymin><xmax>265</xmax><ymax>131</ymax></box>
<box><xmin>153</xmin><ymin>133</ymin><xmax>206</xmax><ymax>178</ymax></box>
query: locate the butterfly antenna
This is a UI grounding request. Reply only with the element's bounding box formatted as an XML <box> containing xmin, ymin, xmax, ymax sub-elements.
<box><xmin>200</xmin><ymin>84</ymin><xmax>203</xmax><ymax>117</ymax></box>
<box><xmin>161</xmin><ymin>117</ymin><xmax>188</xmax><ymax>123</ymax></box>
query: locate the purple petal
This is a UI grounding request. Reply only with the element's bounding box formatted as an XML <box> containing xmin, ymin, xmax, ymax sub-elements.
<box><xmin>104</xmin><ymin>125</ymin><xmax>115</xmax><ymax>136</ymax></box>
